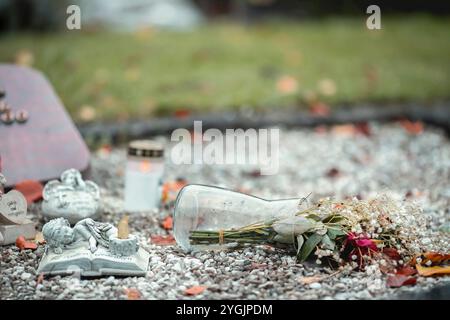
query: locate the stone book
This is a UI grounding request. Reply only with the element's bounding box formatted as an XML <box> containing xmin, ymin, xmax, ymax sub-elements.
<box><xmin>37</xmin><ymin>242</ymin><xmax>150</xmax><ymax>277</ymax></box>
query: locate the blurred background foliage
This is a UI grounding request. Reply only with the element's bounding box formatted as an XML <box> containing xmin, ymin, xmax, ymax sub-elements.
<box><xmin>0</xmin><ymin>0</ymin><xmax>449</xmax><ymax>123</ymax></box>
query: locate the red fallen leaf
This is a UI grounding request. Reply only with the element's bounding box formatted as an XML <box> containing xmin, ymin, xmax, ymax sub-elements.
<box><xmin>400</xmin><ymin>120</ymin><xmax>423</xmax><ymax>135</ymax></box>
<box><xmin>422</xmin><ymin>252</ymin><xmax>450</xmax><ymax>264</ymax></box>
<box><xmin>387</xmin><ymin>274</ymin><xmax>417</xmax><ymax>288</ymax></box>
<box><xmin>150</xmin><ymin>234</ymin><xmax>176</xmax><ymax>246</ymax></box>
<box><xmin>185</xmin><ymin>285</ymin><xmax>206</xmax><ymax>296</ymax></box>
<box><xmin>124</xmin><ymin>288</ymin><xmax>141</xmax><ymax>300</ymax></box>
<box><xmin>162</xmin><ymin>179</ymin><xmax>187</xmax><ymax>203</ymax></box>
<box><xmin>331</xmin><ymin>124</ymin><xmax>357</xmax><ymax>136</ymax></box>
<box><xmin>382</xmin><ymin>248</ymin><xmax>401</xmax><ymax>261</ymax></box>
<box><xmin>309</xmin><ymin>102</ymin><xmax>330</xmax><ymax>117</ymax></box>
<box><xmin>15</xmin><ymin>180</ymin><xmax>44</xmax><ymax>205</ymax></box>
<box><xmin>15</xmin><ymin>236</ymin><xmax>38</xmax><ymax>250</ymax></box>
<box><xmin>396</xmin><ymin>266</ymin><xmax>417</xmax><ymax>276</ymax></box>
<box><xmin>161</xmin><ymin>216</ymin><xmax>173</xmax><ymax>230</ymax></box>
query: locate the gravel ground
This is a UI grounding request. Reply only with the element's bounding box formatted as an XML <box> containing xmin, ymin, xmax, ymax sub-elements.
<box><xmin>1</xmin><ymin>122</ymin><xmax>449</xmax><ymax>300</ymax></box>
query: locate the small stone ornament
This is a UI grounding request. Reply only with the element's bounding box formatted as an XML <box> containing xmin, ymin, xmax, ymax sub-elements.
<box><xmin>42</xmin><ymin>169</ymin><xmax>100</xmax><ymax>224</ymax></box>
<box><xmin>0</xmin><ymin>173</ymin><xmax>36</xmax><ymax>245</ymax></box>
<box><xmin>37</xmin><ymin>217</ymin><xmax>149</xmax><ymax>277</ymax></box>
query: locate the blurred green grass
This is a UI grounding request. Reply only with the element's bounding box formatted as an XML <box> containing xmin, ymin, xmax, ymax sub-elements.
<box><xmin>1</xmin><ymin>15</ymin><xmax>449</xmax><ymax>122</ymax></box>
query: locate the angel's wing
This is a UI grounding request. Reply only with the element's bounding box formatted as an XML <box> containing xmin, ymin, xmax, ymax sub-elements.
<box><xmin>42</xmin><ymin>180</ymin><xmax>62</xmax><ymax>201</ymax></box>
<box><xmin>0</xmin><ymin>173</ymin><xmax>7</xmax><ymax>187</ymax></box>
<box><xmin>85</xmin><ymin>181</ymin><xmax>100</xmax><ymax>200</ymax></box>
<box><xmin>85</xmin><ymin>219</ymin><xmax>112</xmax><ymax>247</ymax></box>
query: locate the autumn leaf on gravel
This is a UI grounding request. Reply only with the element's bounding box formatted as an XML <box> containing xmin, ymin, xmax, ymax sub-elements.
<box><xmin>400</xmin><ymin>120</ymin><xmax>423</xmax><ymax>135</ymax></box>
<box><xmin>298</xmin><ymin>275</ymin><xmax>323</xmax><ymax>285</ymax></box>
<box><xmin>386</xmin><ymin>274</ymin><xmax>417</xmax><ymax>288</ymax></box>
<box><xmin>276</xmin><ymin>75</ymin><xmax>298</xmax><ymax>94</ymax></box>
<box><xmin>421</xmin><ymin>252</ymin><xmax>450</xmax><ymax>264</ymax></box>
<box><xmin>150</xmin><ymin>234</ymin><xmax>176</xmax><ymax>246</ymax></box>
<box><xmin>162</xmin><ymin>179</ymin><xmax>187</xmax><ymax>203</ymax></box>
<box><xmin>414</xmin><ymin>252</ymin><xmax>450</xmax><ymax>277</ymax></box>
<box><xmin>124</xmin><ymin>288</ymin><xmax>142</xmax><ymax>300</ymax></box>
<box><xmin>161</xmin><ymin>216</ymin><xmax>173</xmax><ymax>230</ymax></box>
<box><xmin>15</xmin><ymin>180</ymin><xmax>44</xmax><ymax>205</ymax></box>
<box><xmin>416</xmin><ymin>264</ymin><xmax>450</xmax><ymax>277</ymax></box>
<box><xmin>396</xmin><ymin>266</ymin><xmax>417</xmax><ymax>277</ymax></box>
<box><xmin>331</xmin><ymin>124</ymin><xmax>357</xmax><ymax>136</ymax></box>
<box><xmin>382</xmin><ymin>248</ymin><xmax>402</xmax><ymax>261</ymax></box>
<box><xmin>185</xmin><ymin>286</ymin><xmax>206</xmax><ymax>296</ymax></box>
<box><xmin>16</xmin><ymin>236</ymin><xmax>38</xmax><ymax>250</ymax></box>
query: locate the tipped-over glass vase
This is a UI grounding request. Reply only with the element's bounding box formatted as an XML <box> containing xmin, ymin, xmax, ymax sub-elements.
<box><xmin>173</xmin><ymin>185</ymin><xmax>310</xmax><ymax>252</ymax></box>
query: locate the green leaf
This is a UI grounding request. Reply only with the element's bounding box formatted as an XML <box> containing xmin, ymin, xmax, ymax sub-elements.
<box><xmin>321</xmin><ymin>234</ymin><xmax>335</xmax><ymax>250</ymax></box>
<box><xmin>305</xmin><ymin>213</ymin><xmax>322</xmax><ymax>222</ymax></box>
<box><xmin>322</xmin><ymin>214</ymin><xmax>345</xmax><ymax>224</ymax></box>
<box><xmin>327</xmin><ymin>228</ymin><xmax>346</xmax><ymax>240</ymax></box>
<box><xmin>298</xmin><ymin>233</ymin><xmax>323</xmax><ymax>262</ymax></box>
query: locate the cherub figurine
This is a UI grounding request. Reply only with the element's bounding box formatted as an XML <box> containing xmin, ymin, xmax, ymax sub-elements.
<box><xmin>42</xmin><ymin>217</ymin><xmax>117</xmax><ymax>254</ymax></box>
<box><xmin>42</xmin><ymin>169</ymin><xmax>100</xmax><ymax>223</ymax></box>
<box><xmin>0</xmin><ymin>173</ymin><xmax>6</xmax><ymax>196</ymax></box>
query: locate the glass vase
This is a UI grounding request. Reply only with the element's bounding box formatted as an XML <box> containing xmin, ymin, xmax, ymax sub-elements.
<box><xmin>173</xmin><ymin>184</ymin><xmax>306</xmax><ymax>251</ymax></box>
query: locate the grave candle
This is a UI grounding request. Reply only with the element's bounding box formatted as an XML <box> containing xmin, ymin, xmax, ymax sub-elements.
<box><xmin>124</xmin><ymin>140</ymin><xmax>164</xmax><ymax>212</ymax></box>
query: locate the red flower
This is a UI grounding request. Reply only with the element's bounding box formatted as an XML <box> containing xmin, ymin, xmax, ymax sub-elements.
<box><xmin>343</xmin><ymin>233</ymin><xmax>378</xmax><ymax>268</ymax></box>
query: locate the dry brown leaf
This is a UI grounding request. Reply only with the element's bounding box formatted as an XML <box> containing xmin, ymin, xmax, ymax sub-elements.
<box><xmin>416</xmin><ymin>264</ymin><xmax>450</xmax><ymax>277</ymax></box>
<box><xmin>298</xmin><ymin>275</ymin><xmax>323</xmax><ymax>285</ymax></box>
<box><xmin>185</xmin><ymin>286</ymin><xmax>206</xmax><ymax>296</ymax></box>
<box><xmin>16</xmin><ymin>236</ymin><xmax>38</xmax><ymax>250</ymax></box>
<box><xmin>400</xmin><ymin>120</ymin><xmax>423</xmax><ymax>135</ymax></box>
<box><xmin>124</xmin><ymin>288</ymin><xmax>141</xmax><ymax>300</ymax></box>
<box><xmin>331</xmin><ymin>124</ymin><xmax>357</xmax><ymax>136</ymax></box>
<box><xmin>162</xmin><ymin>180</ymin><xmax>187</xmax><ymax>203</ymax></box>
<box><xmin>150</xmin><ymin>234</ymin><xmax>176</xmax><ymax>246</ymax></box>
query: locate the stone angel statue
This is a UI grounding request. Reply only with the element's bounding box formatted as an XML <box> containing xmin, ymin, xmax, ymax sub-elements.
<box><xmin>0</xmin><ymin>173</ymin><xmax>6</xmax><ymax>195</ymax></box>
<box><xmin>42</xmin><ymin>169</ymin><xmax>100</xmax><ymax>223</ymax></box>
<box><xmin>42</xmin><ymin>217</ymin><xmax>117</xmax><ymax>254</ymax></box>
